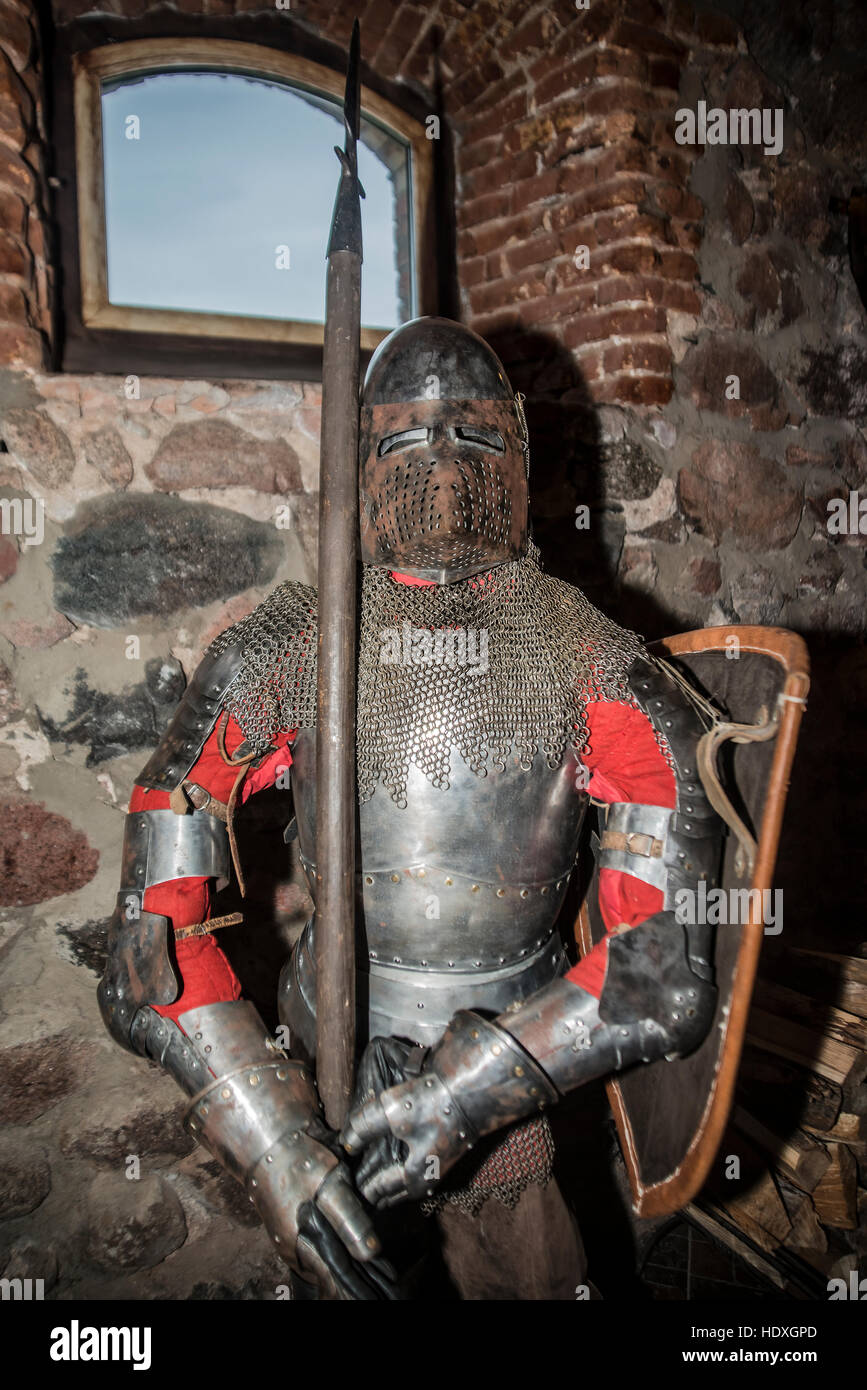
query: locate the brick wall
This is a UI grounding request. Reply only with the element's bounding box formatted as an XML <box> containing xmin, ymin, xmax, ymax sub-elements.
<box><xmin>0</xmin><ymin>0</ymin><xmax>51</xmax><ymax>368</ymax></box>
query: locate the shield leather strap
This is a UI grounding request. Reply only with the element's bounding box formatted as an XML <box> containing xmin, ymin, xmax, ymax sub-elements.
<box><xmin>575</xmin><ymin>625</ymin><xmax>809</xmax><ymax>1218</ymax></box>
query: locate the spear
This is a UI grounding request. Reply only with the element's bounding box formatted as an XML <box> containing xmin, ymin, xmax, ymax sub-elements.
<box><xmin>315</xmin><ymin>17</ymin><xmax>364</xmax><ymax>1130</ymax></box>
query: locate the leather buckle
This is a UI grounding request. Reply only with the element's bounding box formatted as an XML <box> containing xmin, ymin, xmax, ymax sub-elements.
<box><xmin>625</xmin><ymin>832</ymin><xmax>654</xmax><ymax>857</ymax></box>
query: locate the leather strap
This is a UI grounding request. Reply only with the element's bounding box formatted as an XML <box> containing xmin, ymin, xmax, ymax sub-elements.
<box><xmin>599</xmin><ymin>829</ymin><xmax>664</xmax><ymax>859</ymax></box>
<box><xmin>696</xmin><ymin>699</ymin><xmax>782</xmax><ymax>880</ymax></box>
<box><xmin>174</xmin><ymin>911</ymin><xmax>243</xmax><ymax>942</ymax></box>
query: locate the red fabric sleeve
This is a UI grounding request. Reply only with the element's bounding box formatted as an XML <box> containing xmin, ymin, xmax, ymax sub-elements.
<box><xmin>129</xmin><ymin>716</ymin><xmax>296</xmax><ymax>1024</ymax></box>
<box><xmin>565</xmin><ymin>699</ymin><xmax>676</xmax><ymax>998</ymax></box>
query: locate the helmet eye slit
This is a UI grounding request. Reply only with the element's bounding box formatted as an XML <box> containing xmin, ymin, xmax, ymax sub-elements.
<box><xmin>454</xmin><ymin>426</ymin><xmax>505</xmax><ymax>453</ymax></box>
<box><xmin>378</xmin><ymin>427</ymin><xmax>428</xmax><ymax>457</ymax></box>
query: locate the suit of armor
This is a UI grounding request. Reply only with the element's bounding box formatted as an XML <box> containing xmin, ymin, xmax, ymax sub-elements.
<box><xmin>98</xmin><ymin>319</ymin><xmax>724</xmax><ymax>1299</ymax></box>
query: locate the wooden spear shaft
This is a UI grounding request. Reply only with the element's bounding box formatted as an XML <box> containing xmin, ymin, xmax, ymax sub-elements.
<box><xmin>315</xmin><ymin>19</ymin><xmax>363</xmax><ymax>1130</ymax></box>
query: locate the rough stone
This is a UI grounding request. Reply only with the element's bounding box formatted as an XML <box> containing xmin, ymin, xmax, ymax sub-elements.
<box><xmin>0</xmin><ymin>660</ymin><xmax>20</xmax><ymax>721</ymax></box>
<box><xmin>725</xmin><ymin>177</ymin><xmax>754</xmax><ymax>244</ymax></box>
<box><xmin>0</xmin><ymin>533</ymin><xmax>18</xmax><ymax>581</ymax></box>
<box><xmin>798</xmin><ymin>346</ymin><xmax>867</xmax><ymax>420</ymax></box>
<box><xmin>679</xmin><ymin>441</ymin><xmax>802</xmax><ymax>550</ymax></box>
<box><xmin>796</xmin><ymin>552</ymin><xmax>843</xmax><ymax>598</ymax></box>
<box><xmin>600</xmin><ymin>438</ymin><xmax>662</xmax><ymax>502</ymax></box>
<box><xmin>618</xmin><ymin>541</ymin><xmax>658</xmax><ymax>593</ymax></box>
<box><xmin>83</xmin><ymin>427</ymin><xmax>134</xmax><ymax>487</ymax></box>
<box><xmin>0</xmin><ymin>1236</ymin><xmax>59</xmax><ymax>1292</ymax></box>
<box><xmin>0</xmin><ymin>1033</ymin><xmax>96</xmax><ymax>1124</ymax></box>
<box><xmin>838</xmin><ymin>436</ymin><xmax>867</xmax><ymax>490</ymax></box>
<box><xmin>0</xmin><ymin>801</ymin><xmax>99</xmax><ymax>906</ymax></box>
<box><xmin>51</xmin><ymin>494</ymin><xmax>283</xmax><ymax>626</ymax></box>
<box><xmin>636</xmin><ymin>514</ymin><xmax>686</xmax><ymax>543</ymax></box>
<box><xmin>0</xmin><ymin>1136</ymin><xmax>51</xmax><ymax>1219</ymax></box>
<box><xmin>84</xmin><ymin>1172</ymin><xmax>187</xmax><ymax>1274</ymax></box>
<box><xmin>38</xmin><ymin>656</ymin><xmax>185</xmax><ymax>766</ymax></box>
<box><xmin>55</xmin><ymin>916</ymin><xmax>109</xmax><ymax>976</ymax></box>
<box><xmin>0</xmin><ymin>611</ymin><xmax>75</xmax><ymax>649</ymax></box>
<box><xmin>785</xmin><ymin>445</ymin><xmax>829</xmax><ymax>470</ymax></box>
<box><xmin>736</xmin><ymin>249</ymin><xmax>803</xmax><ymax>329</ymax></box>
<box><xmin>59</xmin><ymin>1089</ymin><xmax>195</xmax><ymax>1165</ymax></box>
<box><xmin>681</xmin><ymin>337</ymin><xmax>784</xmax><ymax>426</ymax></box>
<box><xmin>147</xmin><ymin>420</ymin><xmax>302</xmax><ymax>494</ymax></box>
<box><xmin>730</xmin><ymin>566</ymin><xmax>784</xmax><ymax>624</ymax></box>
<box><xmin>687</xmin><ymin>556</ymin><xmax>722</xmax><ymax>597</ymax></box>
<box><xmin>1</xmin><ymin>408</ymin><xmax>75</xmax><ymax>488</ymax></box>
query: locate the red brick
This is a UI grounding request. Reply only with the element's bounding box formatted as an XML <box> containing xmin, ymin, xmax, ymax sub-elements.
<box><xmin>563</xmin><ymin>304</ymin><xmax>667</xmax><ymax>348</ymax></box>
<box><xmin>532</xmin><ymin>50</ymin><xmax>599</xmax><ymax>108</ymax></box>
<box><xmin>459</xmin><ymin>135</ymin><xmax>503</xmax><ymax>174</ymax></box>
<box><xmin>459</xmin><ymin>254</ymin><xmax>487</xmax><ymax>289</ymax></box>
<box><xmin>468</xmin><ymin>270</ymin><xmax>548</xmax><ymax>316</ymax></box>
<box><xmin>669</xmin><ymin>0</ymin><xmax>694</xmax><ymax>33</ymax></box>
<box><xmin>556</xmin><ymin>175</ymin><xmax>648</xmax><ymax>221</ymax></box>
<box><xmin>463</xmin><ymin>148</ymin><xmax>535</xmax><ymax>201</ymax></box>
<box><xmin>604</xmin><ymin>243</ymin><xmax>660</xmax><ymax>275</ymax></box>
<box><xmin>461</xmin><ymin>90</ymin><xmax>530</xmax><ymax>147</ymax></box>
<box><xmin>594</xmin><ymin>274</ymin><xmax>701</xmax><ymax>314</ymax></box>
<box><xmin>511</xmin><ymin>167</ymin><xmax>559</xmax><ymax>208</ymax></box>
<box><xmin>0</xmin><ymin>321</ymin><xmax>43</xmax><ymax>367</ymax></box>
<box><xmin>469</xmin><ymin>307</ymin><xmax>524</xmax><ymax>338</ymax></box>
<box><xmin>569</xmin><ymin>346</ymin><xmax>603</xmax><ymax>382</ymax></box>
<box><xmin>447</xmin><ymin>58</ymin><xmax>507</xmax><ymax>115</ymax></box>
<box><xmin>655</xmin><ymin>184</ymin><xmax>704</xmax><ymax>221</ymax></box>
<box><xmin>504</xmin><ymin>232</ymin><xmax>561</xmax><ymax>274</ymax></box>
<box><xmin>655</xmin><ymin>248</ymin><xmax>698</xmax><ymax>282</ymax></box>
<box><xmin>670</xmin><ymin>219</ymin><xmax>702</xmax><ymax>251</ymax></box>
<box><xmin>0</xmin><ymin>141</ymin><xmax>33</xmax><ymax>197</ymax></box>
<box><xmin>695</xmin><ymin>12</ymin><xmax>739</xmax><ymax>47</ymax></box>
<box><xmin>611</xmin><ymin>20</ymin><xmax>685</xmax><ymax>58</ymax></box>
<box><xmin>499</xmin><ymin>10</ymin><xmax>556</xmax><ymax>60</ymax></box>
<box><xmin>0</xmin><ymin>279</ymin><xmax>27</xmax><ymax>321</ymax></box>
<box><xmin>629</xmin><ymin>0</ymin><xmax>665</xmax><ymax>23</ymax></box>
<box><xmin>648</xmin><ymin>56</ymin><xmax>681</xmax><ymax>91</ymax></box>
<box><xmin>593</xmin><ymin>373</ymin><xmax>674</xmax><ymax>406</ymax></box>
<box><xmin>568</xmin><ymin>0</ymin><xmax>621</xmax><ymax>44</ymax></box>
<box><xmin>518</xmin><ymin>282</ymin><xmax>599</xmax><ymax>327</ymax></box>
<box><xmin>0</xmin><ymin>185</ymin><xmax>24</xmax><ymax>234</ymax></box>
<box><xmin>459</xmin><ymin>188</ymin><xmax>511</xmax><ymax>228</ymax></box>
<box><xmin>0</xmin><ymin>227</ymin><xmax>27</xmax><ymax>276</ymax></box>
<box><xmin>0</xmin><ymin>0</ymin><xmax>32</xmax><ymax>73</ymax></box>
<box><xmin>603</xmin><ymin>339</ymin><xmax>672</xmax><ymax>374</ymax></box>
<box><xmin>459</xmin><ymin>207</ymin><xmax>546</xmax><ymax>258</ymax></box>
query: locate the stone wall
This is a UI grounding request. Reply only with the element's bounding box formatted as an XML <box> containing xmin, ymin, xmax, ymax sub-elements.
<box><xmin>0</xmin><ymin>0</ymin><xmax>865</xmax><ymax>1299</ymax></box>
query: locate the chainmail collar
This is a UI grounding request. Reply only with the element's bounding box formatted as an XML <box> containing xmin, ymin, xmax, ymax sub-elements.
<box><xmin>208</xmin><ymin>541</ymin><xmax>644</xmax><ymax>807</ymax></box>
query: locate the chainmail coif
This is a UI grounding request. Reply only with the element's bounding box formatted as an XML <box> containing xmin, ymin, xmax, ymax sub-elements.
<box><xmin>208</xmin><ymin>541</ymin><xmax>644</xmax><ymax>808</ymax></box>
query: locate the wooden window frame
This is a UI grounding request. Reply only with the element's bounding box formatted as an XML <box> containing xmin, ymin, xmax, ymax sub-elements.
<box><xmin>52</xmin><ymin>28</ymin><xmax>440</xmax><ymax>379</ymax></box>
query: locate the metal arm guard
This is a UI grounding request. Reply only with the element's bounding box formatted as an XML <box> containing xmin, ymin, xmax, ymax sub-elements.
<box><xmin>124</xmin><ymin>1000</ymin><xmax>373</xmax><ymax>1271</ymax></box>
<box><xmin>373</xmin><ymin>913</ymin><xmax>716</xmax><ymax>1168</ymax></box>
<box><xmin>98</xmin><ymin>807</ymin><xmax>231</xmax><ymax>1051</ymax></box>
<box><xmin>137</xmin><ymin>641</ymin><xmax>244</xmax><ymax>792</ymax></box>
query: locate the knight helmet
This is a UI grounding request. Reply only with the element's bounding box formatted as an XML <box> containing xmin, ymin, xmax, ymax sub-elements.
<box><xmin>359</xmin><ymin>317</ymin><xmax>530</xmax><ymax>583</ymax></box>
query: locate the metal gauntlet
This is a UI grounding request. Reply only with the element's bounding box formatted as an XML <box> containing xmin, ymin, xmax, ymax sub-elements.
<box><xmin>372</xmin><ymin>914</ymin><xmax>718</xmax><ymax>1180</ymax></box>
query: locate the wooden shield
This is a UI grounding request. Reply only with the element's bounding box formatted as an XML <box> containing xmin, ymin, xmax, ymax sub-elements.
<box><xmin>575</xmin><ymin>626</ymin><xmax>810</xmax><ymax>1217</ymax></box>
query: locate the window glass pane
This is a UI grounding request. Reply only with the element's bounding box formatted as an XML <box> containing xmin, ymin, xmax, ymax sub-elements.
<box><xmin>100</xmin><ymin>70</ymin><xmax>411</xmax><ymax>329</ymax></box>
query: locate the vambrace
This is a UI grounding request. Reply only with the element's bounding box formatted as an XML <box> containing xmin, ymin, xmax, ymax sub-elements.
<box><xmin>98</xmin><ymin>807</ymin><xmax>230</xmax><ymax>1051</ymax></box>
<box><xmin>343</xmin><ymin>914</ymin><xmax>716</xmax><ymax>1203</ymax></box>
<box><xmin>375</xmin><ymin>914</ymin><xmax>715</xmax><ymax>1157</ymax></box>
<box><xmin>125</xmin><ymin>1000</ymin><xmax>377</xmax><ymax>1273</ymax></box>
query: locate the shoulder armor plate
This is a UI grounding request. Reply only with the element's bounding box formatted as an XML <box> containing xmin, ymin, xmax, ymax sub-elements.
<box><xmin>137</xmin><ymin>641</ymin><xmax>245</xmax><ymax>791</ymax></box>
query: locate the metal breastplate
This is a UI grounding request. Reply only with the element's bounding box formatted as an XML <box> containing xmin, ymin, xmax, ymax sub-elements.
<box><xmin>284</xmin><ymin>728</ymin><xmax>587</xmax><ymax>1047</ymax></box>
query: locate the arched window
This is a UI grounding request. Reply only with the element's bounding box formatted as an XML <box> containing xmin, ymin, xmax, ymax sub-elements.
<box><xmin>63</xmin><ymin>38</ymin><xmax>436</xmax><ymax>374</ymax></box>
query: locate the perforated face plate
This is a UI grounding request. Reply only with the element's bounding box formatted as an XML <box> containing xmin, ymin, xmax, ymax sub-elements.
<box><xmin>359</xmin><ymin>398</ymin><xmax>529</xmax><ymax>581</ymax></box>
